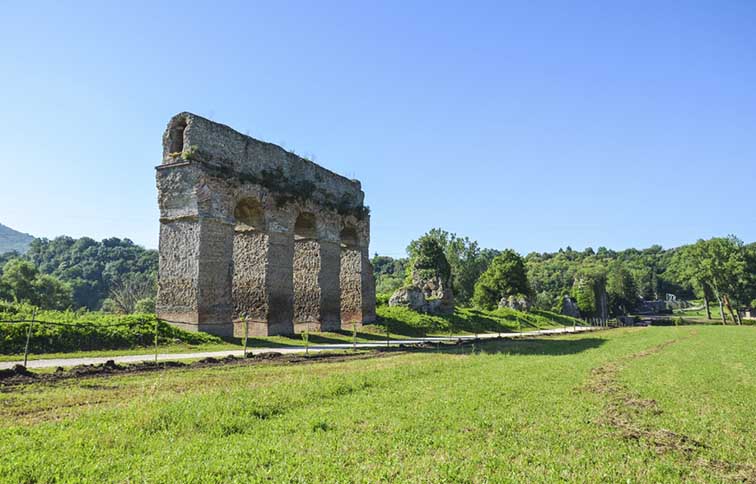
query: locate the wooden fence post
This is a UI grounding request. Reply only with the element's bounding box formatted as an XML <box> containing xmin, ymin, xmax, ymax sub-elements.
<box><xmin>243</xmin><ymin>313</ymin><xmax>249</xmax><ymax>358</ymax></box>
<box><xmin>154</xmin><ymin>318</ymin><xmax>159</xmax><ymax>364</ymax></box>
<box><xmin>23</xmin><ymin>309</ymin><xmax>37</xmax><ymax>368</ymax></box>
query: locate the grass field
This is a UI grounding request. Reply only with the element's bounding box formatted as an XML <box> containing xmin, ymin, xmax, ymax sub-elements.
<box><xmin>1</xmin><ymin>326</ymin><xmax>753</xmax><ymax>482</ymax></box>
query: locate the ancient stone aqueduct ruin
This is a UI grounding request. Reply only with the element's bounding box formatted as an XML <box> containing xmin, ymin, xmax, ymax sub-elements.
<box><xmin>155</xmin><ymin>112</ymin><xmax>376</xmax><ymax>337</ymax></box>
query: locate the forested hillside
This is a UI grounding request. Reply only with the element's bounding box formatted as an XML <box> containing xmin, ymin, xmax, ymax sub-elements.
<box><xmin>0</xmin><ymin>223</ymin><xmax>34</xmax><ymax>254</ymax></box>
<box><xmin>0</xmin><ymin>236</ymin><xmax>157</xmax><ymax>311</ymax></box>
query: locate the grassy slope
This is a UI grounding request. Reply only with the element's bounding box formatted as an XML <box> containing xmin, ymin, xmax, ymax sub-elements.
<box><xmin>0</xmin><ymin>326</ymin><xmax>753</xmax><ymax>482</ymax></box>
<box><xmin>0</xmin><ymin>304</ymin><xmax>583</xmax><ymax>362</ymax></box>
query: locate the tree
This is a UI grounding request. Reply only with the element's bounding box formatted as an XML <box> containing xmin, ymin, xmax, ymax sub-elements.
<box><xmin>672</xmin><ymin>236</ymin><xmax>749</xmax><ymax>324</ymax></box>
<box><xmin>407</xmin><ymin>236</ymin><xmax>451</xmax><ymax>285</ymax></box>
<box><xmin>0</xmin><ymin>259</ymin><xmax>38</xmax><ymax>303</ymax></box>
<box><xmin>407</xmin><ymin>229</ymin><xmax>498</xmax><ymax>304</ymax></box>
<box><xmin>24</xmin><ymin>236</ymin><xmax>157</xmax><ymax>310</ymax></box>
<box><xmin>33</xmin><ymin>274</ymin><xmax>74</xmax><ymax>310</ymax></box>
<box><xmin>606</xmin><ymin>262</ymin><xmax>639</xmax><ymax>316</ymax></box>
<box><xmin>0</xmin><ymin>258</ymin><xmax>73</xmax><ymax>309</ymax></box>
<box><xmin>371</xmin><ymin>255</ymin><xmax>408</xmax><ymax>296</ymax></box>
<box><xmin>105</xmin><ymin>272</ymin><xmax>156</xmax><ymax>314</ymax></box>
<box><xmin>572</xmin><ymin>267</ymin><xmax>608</xmax><ymax>324</ymax></box>
<box><xmin>472</xmin><ymin>250</ymin><xmax>531</xmax><ymax>310</ymax></box>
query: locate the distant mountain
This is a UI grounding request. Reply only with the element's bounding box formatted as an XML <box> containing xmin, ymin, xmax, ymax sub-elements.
<box><xmin>0</xmin><ymin>223</ymin><xmax>34</xmax><ymax>254</ymax></box>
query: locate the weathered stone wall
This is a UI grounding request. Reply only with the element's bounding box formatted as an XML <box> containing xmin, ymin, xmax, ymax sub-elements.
<box><xmin>293</xmin><ymin>239</ymin><xmax>322</xmax><ymax>328</ymax></box>
<box><xmin>163</xmin><ymin>113</ymin><xmax>365</xmax><ymax>212</ymax></box>
<box><xmin>318</xmin><ymin>240</ymin><xmax>342</xmax><ymax>330</ymax></box>
<box><xmin>340</xmin><ymin>247</ymin><xmax>363</xmax><ymax>323</ymax></box>
<box><xmin>232</xmin><ymin>230</ymin><xmax>269</xmax><ymax>321</ymax></box>
<box><xmin>156</xmin><ymin>220</ymin><xmax>199</xmax><ymax>323</ymax></box>
<box><xmin>156</xmin><ymin>112</ymin><xmax>375</xmax><ymax>336</ymax></box>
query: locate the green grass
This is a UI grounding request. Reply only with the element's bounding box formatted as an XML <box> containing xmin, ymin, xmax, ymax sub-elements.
<box><xmin>1</xmin><ymin>326</ymin><xmax>753</xmax><ymax>482</ymax></box>
<box><xmin>374</xmin><ymin>305</ymin><xmax>584</xmax><ymax>336</ymax></box>
<box><xmin>0</xmin><ymin>303</ymin><xmax>583</xmax><ymax>361</ymax></box>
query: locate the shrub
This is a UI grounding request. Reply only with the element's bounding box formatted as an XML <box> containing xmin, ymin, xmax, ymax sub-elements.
<box><xmin>0</xmin><ymin>303</ymin><xmax>221</xmax><ymax>354</ymax></box>
<box><xmin>472</xmin><ymin>250</ymin><xmax>530</xmax><ymax>310</ymax></box>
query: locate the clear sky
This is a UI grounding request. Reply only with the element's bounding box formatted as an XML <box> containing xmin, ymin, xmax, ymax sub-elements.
<box><xmin>2</xmin><ymin>1</ymin><xmax>754</xmax><ymax>258</ymax></box>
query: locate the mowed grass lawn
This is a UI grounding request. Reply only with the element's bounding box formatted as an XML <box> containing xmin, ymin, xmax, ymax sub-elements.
<box><xmin>0</xmin><ymin>326</ymin><xmax>754</xmax><ymax>482</ymax></box>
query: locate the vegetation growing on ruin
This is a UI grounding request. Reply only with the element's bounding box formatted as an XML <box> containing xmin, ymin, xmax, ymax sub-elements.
<box><xmin>1</xmin><ymin>326</ymin><xmax>753</xmax><ymax>482</ymax></box>
<box><xmin>181</xmin><ymin>148</ymin><xmax>370</xmax><ymax>220</ymax></box>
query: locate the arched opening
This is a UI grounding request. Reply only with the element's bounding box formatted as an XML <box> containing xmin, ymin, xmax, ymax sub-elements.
<box><xmin>340</xmin><ymin>226</ymin><xmax>359</xmax><ymax>249</ymax></box>
<box><xmin>167</xmin><ymin>117</ymin><xmax>187</xmax><ymax>155</ymax></box>
<box><xmin>294</xmin><ymin>212</ymin><xmax>317</xmax><ymax>240</ymax></box>
<box><xmin>234</xmin><ymin>198</ymin><xmax>265</xmax><ymax>231</ymax></box>
<box><xmin>232</xmin><ymin>197</ymin><xmax>269</xmax><ymax>333</ymax></box>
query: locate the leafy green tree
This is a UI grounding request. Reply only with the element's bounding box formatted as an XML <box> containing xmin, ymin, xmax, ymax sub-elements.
<box><xmin>0</xmin><ymin>258</ymin><xmax>72</xmax><ymax>309</ymax></box>
<box><xmin>472</xmin><ymin>250</ymin><xmax>530</xmax><ymax>310</ymax></box>
<box><xmin>672</xmin><ymin>236</ymin><xmax>749</xmax><ymax>324</ymax></box>
<box><xmin>606</xmin><ymin>262</ymin><xmax>639</xmax><ymax>316</ymax></box>
<box><xmin>1</xmin><ymin>259</ymin><xmax>38</xmax><ymax>303</ymax></box>
<box><xmin>371</xmin><ymin>255</ymin><xmax>409</xmax><ymax>296</ymax></box>
<box><xmin>407</xmin><ymin>236</ymin><xmax>451</xmax><ymax>285</ymax></box>
<box><xmin>32</xmin><ymin>274</ymin><xmax>73</xmax><ymax>310</ymax></box>
<box><xmin>407</xmin><ymin>228</ymin><xmax>497</xmax><ymax>303</ymax></box>
<box><xmin>24</xmin><ymin>236</ymin><xmax>157</xmax><ymax>310</ymax></box>
<box><xmin>572</xmin><ymin>267</ymin><xmax>607</xmax><ymax>322</ymax></box>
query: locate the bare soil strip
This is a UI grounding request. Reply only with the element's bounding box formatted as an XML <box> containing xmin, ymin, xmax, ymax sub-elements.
<box><xmin>583</xmin><ymin>333</ymin><xmax>756</xmax><ymax>483</ymax></box>
<box><xmin>0</xmin><ymin>350</ymin><xmax>398</xmax><ymax>390</ymax></box>
<box><xmin>0</xmin><ymin>337</ymin><xmax>485</xmax><ymax>390</ymax></box>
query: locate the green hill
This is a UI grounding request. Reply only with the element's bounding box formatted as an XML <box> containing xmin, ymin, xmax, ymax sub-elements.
<box><xmin>0</xmin><ymin>223</ymin><xmax>34</xmax><ymax>254</ymax></box>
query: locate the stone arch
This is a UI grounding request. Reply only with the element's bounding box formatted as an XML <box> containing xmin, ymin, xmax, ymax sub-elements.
<box><xmin>234</xmin><ymin>198</ymin><xmax>265</xmax><ymax>231</ymax></box>
<box><xmin>340</xmin><ymin>225</ymin><xmax>359</xmax><ymax>249</ymax></box>
<box><xmin>167</xmin><ymin>117</ymin><xmax>187</xmax><ymax>155</ymax></box>
<box><xmin>293</xmin><ymin>211</ymin><xmax>321</xmax><ymax>327</ymax></box>
<box><xmin>294</xmin><ymin>212</ymin><xmax>317</xmax><ymax>240</ymax></box>
<box><xmin>232</xmin><ymin>197</ymin><xmax>269</xmax><ymax>328</ymax></box>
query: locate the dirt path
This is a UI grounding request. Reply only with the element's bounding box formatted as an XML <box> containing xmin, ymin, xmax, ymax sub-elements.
<box><xmin>0</xmin><ymin>326</ymin><xmax>601</xmax><ymax>370</ymax></box>
<box><xmin>583</xmin><ymin>330</ymin><xmax>756</xmax><ymax>483</ymax></box>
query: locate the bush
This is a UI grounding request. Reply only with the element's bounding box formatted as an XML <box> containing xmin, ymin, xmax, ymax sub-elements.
<box><xmin>135</xmin><ymin>296</ymin><xmax>156</xmax><ymax>313</ymax></box>
<box><xmin>472</xmin><ymin>250</ymin><xmax>530</xmax><ymax>310</ymax></box>
<box><xmin>375</xmin><ymin>293</ymin><xmax>391</xmax><ymax>307</ymax></box>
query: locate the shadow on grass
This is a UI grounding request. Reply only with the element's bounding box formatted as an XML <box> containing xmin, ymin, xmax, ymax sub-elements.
<box><xmin>474</xmin><ymin>336</ymin><xmax>606</xmax><ymax>356</ymax></box>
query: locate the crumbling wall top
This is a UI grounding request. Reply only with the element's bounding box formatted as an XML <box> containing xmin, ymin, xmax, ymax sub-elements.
<box><xmin>161</xmin><ymin>112</ymin><xmax>365</xmax><ymax>210</ymax></box>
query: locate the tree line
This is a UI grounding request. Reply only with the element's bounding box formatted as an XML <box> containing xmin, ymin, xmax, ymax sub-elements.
<box><xmin>373</xmin><ymin>229</ymin><xmax>756</xmax><ymax>320</ymax></box>
<box><xmin>0</xmin><ymin>236</ymin><xmax>157</xmax><ymax>312</ymax></box>
<box><xmin>2</xmin><ymin>230</ymin><xmax>753</xmax><ymax>320</ymax></box>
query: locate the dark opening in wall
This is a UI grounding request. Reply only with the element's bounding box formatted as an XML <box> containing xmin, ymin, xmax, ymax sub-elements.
<box><xmin>168</xmin><ymin>117</ymin><xmax>187</xmax><ymax>155</ymax></box>
<box><xmin>340</xmin><ymin>226</ymin><xmax>359</xmax><ymax>248</ymax></box>
<box><xmin>294</xmin><ymin>213</ymin><xmax>317</xmax><ymax>240</ymax></box>
<box><xmin>234</xmin><ymin>198</ymin><xmax>265</xmax><ymax>231</ymax></box>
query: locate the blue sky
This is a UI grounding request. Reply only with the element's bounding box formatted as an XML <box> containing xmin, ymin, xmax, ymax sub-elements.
<box><xmin>2</xmin><ymin>1</ymin><xmax>754</xmax><ymax>258</ymax></box>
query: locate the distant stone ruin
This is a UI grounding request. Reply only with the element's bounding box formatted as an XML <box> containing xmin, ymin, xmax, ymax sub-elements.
<box><xmin>155</xmin><ymin>113</ymin><xmax>375</xmax><ymax>336</ymax></box>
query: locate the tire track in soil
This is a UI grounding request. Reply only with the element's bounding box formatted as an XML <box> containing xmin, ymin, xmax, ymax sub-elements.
<box><xmin>583</xmin><ymin>331</ymin><xmax>756</xmax><ymax>483</ymax></box>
